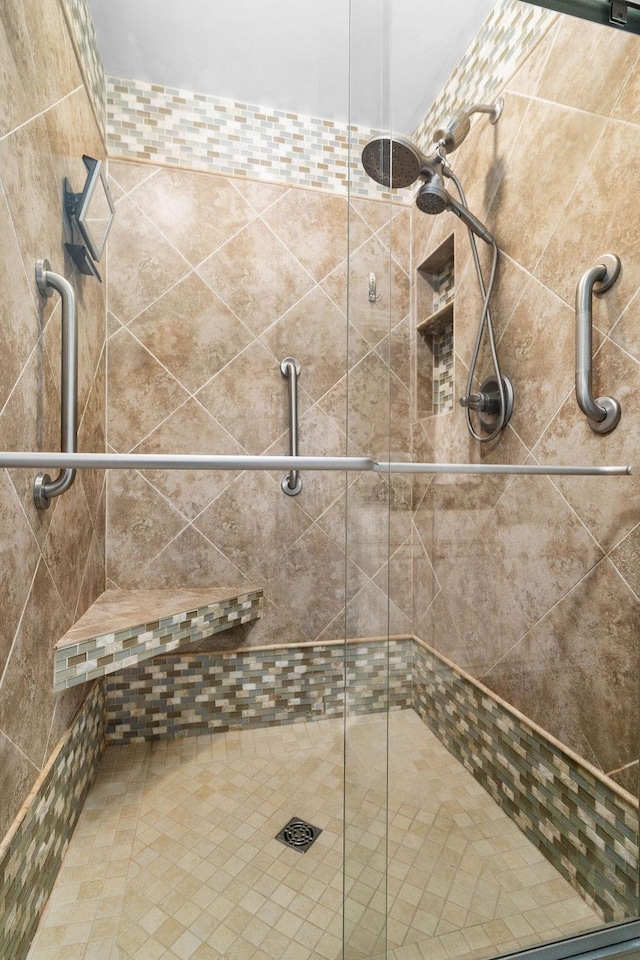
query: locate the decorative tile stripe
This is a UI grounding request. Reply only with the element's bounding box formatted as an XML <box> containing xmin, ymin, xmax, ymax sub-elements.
<box><xmin>432</xmin><ymin>324</ymin><xmax>455</xmax><ymax>415</ymax></box>
<box><xmin>412</xmin><ymin>639</ymin><xmax>639</xmax><ymax>924</ymax></box>
<box><xmin>59</xmin><ymin>0</ymin><xmax>106</xmax><ymax>133</ymax></box>
<box><xmin>106</xmin><ymin>77</ymin><xmax>393</xmax><ymax>200</ymax></box>
<box><xmin>54</xmin><ymin>591</ymin><xmax>263</xmax><ymax>691</ymax></box>
<box><xmin>105</xmin><ymin>639</ymin><xmax>413</xmax><ymax>743</ymax></box>
<box><xmin>412</xmin><ymin>0</ymin><xmax>555</xmax><ymax>153</ymax></box>
<box><xmin>0</xmin><ymin>682</ymin><xmax>105</xmax><ymax>960</ymax></box>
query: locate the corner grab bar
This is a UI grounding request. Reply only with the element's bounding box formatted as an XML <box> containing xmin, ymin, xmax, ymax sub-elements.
<box><xmin>281</xmin><ymin>358</ymin><xmax>302</xmax><ymax>496</ymax></box>
<box><xmin>575</xmin><ymin>254</ymin><xmax>621</xmax><ymax>434</ymax></box>
<box><xmin>33</xmin><ymin>259</ymin><xmax>78</xmax><ymax>510</ymax></box>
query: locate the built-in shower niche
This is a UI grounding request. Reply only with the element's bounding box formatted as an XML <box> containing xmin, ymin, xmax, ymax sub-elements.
<box><xmin>416</xmin><ymin>235</ymin><xmax>455</xmax><ymax>419</ymax></box>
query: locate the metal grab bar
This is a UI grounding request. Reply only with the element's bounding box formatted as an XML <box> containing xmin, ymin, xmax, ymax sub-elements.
<box><xmin>33</xmin><ymin>260</ymin><xmax>78</xmax><ymax>510</ymax></box>
<box><xmin>0</xmin><ymin>452</ymin><xmax>632</xmax><ymax>477</ymax></box>
<box><xmin>575</xmin><ymin>254</ymin><xmax>622</xmax><ymax>435</ymax></box>
<box><xmin>280</xmin><ymin>358</ymin><xmax>302</xmax><ymax>496</ymax></box>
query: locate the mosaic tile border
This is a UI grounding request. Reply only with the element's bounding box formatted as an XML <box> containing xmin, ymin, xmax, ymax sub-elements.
<box><xmin>105</xmin><ymin>638</ymin><xmax>413</xmax><ymax>743</ymax></box>
<box><xmin>412</xmin><ymin>638</ymin><xmax>639</xmax><ymax>924</ymax></box>
<box><xmin>412</xmin><ymin>0</ymin><xmax>555</xmax><ymax>153</ymax></box>
<box><xmin>54</xmin><ymin>591</ymin><xmax>263</xmax><ymax>691</ymax></box>
<box><xmin>58</xmin><ymin>0</ymin><xmax>106</xmax><ymax>134</ymax></box>
<box><xmin>0</xmin><ymin>682</ymin><xmax>105</xmax><ymax>960</ymax></box>
<box><xmin>104</xmin><ymin>2</ymin><xmax>554</xmax><ymax>197</ymax></box>
<box><xmin>106</xmin><ymin>77</ymin><xmax>389</xmax><ymax>199</ymax></box>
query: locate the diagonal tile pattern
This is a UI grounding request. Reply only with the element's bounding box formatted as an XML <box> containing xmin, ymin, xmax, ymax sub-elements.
<box><xmin>107</xmin><ymin>165</ymin><xmax>412</xmax><ymax>651</ymax></box>
<box><xmin>27</xmin><ymin>712</ymin><xmax>600</xmax><ymax>960</ymax></box>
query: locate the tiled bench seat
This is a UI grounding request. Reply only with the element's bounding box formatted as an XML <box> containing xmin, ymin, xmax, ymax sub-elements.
<box><xmin>54</xmin><ymin>587</ymin><xmax>262</xmax><ymax>691</ymax></box>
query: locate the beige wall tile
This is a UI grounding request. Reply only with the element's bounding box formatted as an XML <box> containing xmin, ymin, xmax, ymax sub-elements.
<box><xmin>197</xmin><ymin>218</ymin><xmax>314</xmax><ymax>336</ymax></box>
<box><xmin>131</xmin><ymin>169</ymin><xmax>256</xmax><ymax>267</ymax></box>
<box><xmin>534</xmin><ymin>16</ymin><xmax>639</xmax><ymax>117</ymax></box>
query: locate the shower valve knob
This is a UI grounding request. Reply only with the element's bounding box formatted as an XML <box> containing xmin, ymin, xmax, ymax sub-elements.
<box><xmin>459</xmin><ymin>392</ymin><xmax>499</xmax><ymax>414</ymax></box>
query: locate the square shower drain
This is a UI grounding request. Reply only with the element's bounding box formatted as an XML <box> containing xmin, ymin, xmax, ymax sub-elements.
<box><xmin>275</xmin><ymin>816</ymin><xmax>322</xmax><ymax>853</ymax></box>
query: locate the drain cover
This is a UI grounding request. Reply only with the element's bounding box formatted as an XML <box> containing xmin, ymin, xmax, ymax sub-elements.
<box><xmin>275</xmin><ymin>817</ymin><xmax>322</xmax><ymax>853</ymax></box>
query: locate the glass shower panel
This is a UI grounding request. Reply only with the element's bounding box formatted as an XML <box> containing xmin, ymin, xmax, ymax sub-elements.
<box><xmin>343</xmin><ymin>1</ymin><xmax>395</xmax><ymax>958</ymax></box>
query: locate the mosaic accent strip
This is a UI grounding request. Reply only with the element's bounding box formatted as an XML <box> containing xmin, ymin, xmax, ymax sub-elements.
<box><xmin>413</xmin><ymin>0</ymin><xmax>555</xmax><ymax>154</ymax></box>
<box><xmin>55</xmin><ymin>588</ymin><xmax>263</xmax><ymax>691</ymax></box>
<box><xmin>432</xmin><ymin>256</ymin><xmax>455</xmax><ymax>313</ymax></box>
<box><xmin>106</xmin><ymin>77</ymin><xmax>391</xmax><ymax>199</ymax></box>
<box><xmin>0</xmin><ymin>682</ymin><xmax>105</xmax><ymax>960</ymax></box>
<box><xmin>432</xmin><ymin>321</ymin><xmax>455</xmax><ymax>415</ymax></box>
<box><xmin>105</xmin><ymin>638</ymin><xmax>413</xmax><ymax>743</ymax></box>
<box><xmin>412</xmin><ymin>639</ymin><xmax>639</xmax><ymax>924</ymax></box>
<box><xmin>59</xmin><ymin>0</ymin><xmax>106</xmax><ymax>133</ymax></box>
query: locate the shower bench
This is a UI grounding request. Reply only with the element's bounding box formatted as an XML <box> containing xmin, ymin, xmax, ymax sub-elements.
<box><xmin>53</xmin><ymin>586</ymin><xmax>263</xmax><ymax>691</ymax></box>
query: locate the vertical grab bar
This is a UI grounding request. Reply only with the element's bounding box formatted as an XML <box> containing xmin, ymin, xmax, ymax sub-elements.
<box><xmin>575</xmin><ymin>254</ymin><xmax>622</xmax><ymax>435</ymax></box>
<box><xmin>33</xmin><ymin>259</ymin><xmax>78</xmax><ymax>510</ymax></box>
<box><xmin>280</xmin><ymin>357</ymin><xmax>302</xmax><ymax>496</ymax></box>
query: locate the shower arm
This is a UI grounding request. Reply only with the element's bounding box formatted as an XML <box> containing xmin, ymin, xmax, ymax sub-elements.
<box><xmin>33</xmin><ymin>259</ymin><xmax>78</xmax><ymax>510</ymax></box>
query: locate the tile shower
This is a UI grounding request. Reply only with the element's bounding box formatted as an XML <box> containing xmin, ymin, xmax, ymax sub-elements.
<box><xmin>1</xmin><ymin>2</ymin><xmax>640</xmax><ymax>960</ymax></box>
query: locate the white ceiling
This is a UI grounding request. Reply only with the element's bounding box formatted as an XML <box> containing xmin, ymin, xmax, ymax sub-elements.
<box><xmin>87</xmin><ymin>0</ymin><xmax>498</xmax><ymax>132</ymax></box>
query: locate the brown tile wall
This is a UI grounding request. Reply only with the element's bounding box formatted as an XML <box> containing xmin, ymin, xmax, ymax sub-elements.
<box><xmin>412</xmin><ymin>14</ymin><xmax>640</xmax><ymax>798</ymax></box>
<box><xmin>105</xmin><ymin>165</ymin><xmax>412</xmax><ymax>647</ymax></box>
<box><xmin>0</xmin><ymin>0</ymin><xmax>106</xmax><ymax>842</ymax></box>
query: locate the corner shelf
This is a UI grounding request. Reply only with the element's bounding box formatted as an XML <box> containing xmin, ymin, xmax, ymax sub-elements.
<box><xmin>54</xmin><ymin>586</ymin><xmax>263</xmax><ymax>691</ymax></box>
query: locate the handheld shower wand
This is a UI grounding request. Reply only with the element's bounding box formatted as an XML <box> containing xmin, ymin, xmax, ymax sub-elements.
<box><xmin>360</xmin><ymin>98</ymin><xmax>513</xmax><ymax>442</ymax></box>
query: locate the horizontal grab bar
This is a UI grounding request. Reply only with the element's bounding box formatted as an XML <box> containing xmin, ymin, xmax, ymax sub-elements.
<box><xmin>0</xmin><ymin>452</ymin><xmax>632</xmax><ymax>477</ymax></box>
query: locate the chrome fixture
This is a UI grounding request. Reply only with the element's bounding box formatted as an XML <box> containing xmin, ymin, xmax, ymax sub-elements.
<box><xmin>361</xmin><ymin>103</ymin><xmax>511</xmax><ymax>443</ymax></box>
<box><xmin>432</xmin><ymin>99</ymin><xmax>503</xmax><ymax>154</ymax></box>
<box><xmin>34</xmin><ymin>259</ymin><xmax>78</xmax><ymax>510</ymax></box>
<box><xmin>281</xmin><ymin>358</ymin><xmax>302</xmax><ymax>496</ymax></box>
<box><xmin>368</xmin><ymin>272</ymin><xmax>382</xmax><ymax>302</ymax></box>
<box><xmin>460</xmin><ymin>374</ymin><xmax>514</xmax><ymax>434</ymax></box>
<box><xmin>64</xmin><ymin>155</ymin><xmax>115</xmax><ymax>281</ymax></box>
<box><xmin>416</xmin><ymin>175</ymin><xmax>494</xmax><ymax>242</ymax></box>
<box><xmin>575</xmin><ymin>254</ymin><xmax>622</xmax><ymax>434</ymax></box>
<box><xmin>0</xmin><ymin>451</ymin><xmax>631</xmax><ymax>478</ymax></box>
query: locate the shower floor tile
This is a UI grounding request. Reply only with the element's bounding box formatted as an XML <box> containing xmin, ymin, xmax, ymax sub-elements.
<box><xmin>27</xmin><ymin>711</ymin><xmax>601</xmax><ymax>960</ymax></box>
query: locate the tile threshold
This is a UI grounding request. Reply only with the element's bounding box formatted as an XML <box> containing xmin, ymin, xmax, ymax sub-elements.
<box><xmin>54</xmin><ymin>586</ymin><xmax>263</xmax><ymax>692</ymax></box>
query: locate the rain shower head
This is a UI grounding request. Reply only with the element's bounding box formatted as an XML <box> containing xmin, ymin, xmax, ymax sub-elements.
<box><xmin>361</xmin><ymin>134</ymin><xmax>432</xmax><ymax>189</ymax></box>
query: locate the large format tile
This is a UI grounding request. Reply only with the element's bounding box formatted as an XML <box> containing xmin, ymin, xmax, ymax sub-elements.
<box><xmin>260</xmin><ymin>286</ymin><xmax>365</xmax><ymax>403</ymax></box>
<box><xmin>107</xmin><ymin>327</ymin><xmax>189</xmax><ymax>452</ymax></box>
<box><xmin>196</xmin><ymin>340</ymin><xmax>311</xmax><ymax>455</ymax></box>
<box><xmin>262</xmin><ymin>189</ymin><xmax>351</xmax><ymax>282</ymax></box>
<box><xmin>0</xmin><ymin>114</ymin><xmax>65</xmax><ymax>321</ymax></box>
<box><xmin>0</xmin><ymin>560</ymin><xmax>67</xmax><ymax>767</ymax></box>
<box><xmin>106</xmin><ymin>470</ymin><xmax>187</xmax><ymax>587</ymax></box>
<box><xmin>0</xmin><ymin>731</ymin><xmax>37</xmax><ymax>841</ymax></box>
<box><xmin>487</xmin><ymin>99</ymin><xmax>604</xmax><ymax>275</ymax></box>
<box><xmin>534</xmin><ymin>15</ymin><xmax>639</xmax><ymax>117</ymax></box>
<box><xmin>131</xmin><ymin>168</ymin><xmax>256</xmax><ymax>267</ymax></box>
<box><xmin>134</xmin><ymin>399</ymin><xmax>243</xmax><ymax>519</ymax></box>
<box><xmin>0</xmin><ymin>0</ymin><xmax>41</xmax><ymax>138</ymax></box>
<box><xmin>479</xmin><ymin>474</ymin><xmax>603</xmax><ymax>629</ymax></box>
<box><xmin>266</xmin><ymin>525</ymin><xmax>365</xmax><ymax>640</ymax></box>
<box><xmin>197</xmin><ymin>218</ymin><xmax>314</xmax><ymax>336</ymax></box>
<box><xmin>0</xmin><ymin>470</ymin><xmax>41</xmax><ymax>678</ymax></box>
<box><xmin>536</xmin><ymin>119</ymin><xmax>640</xmax><ymax>327</ymax></box>
<box><xmin>0</xmin><ymin>187</ymin><xmax>39</xmax><ymax>414</ymax></box>
<box><xmin>535</xmin><ymin>338</ymin><xmax>640</xmax><ymax>551</ymax></box>
<box><xmin>106</xmin><ymin>195</ymin><xmax>191</xmax><ymax>323</ymax></box>
<box><xmin>194</xmin><ymin>471</ymin><xmax>313</xmax><ymax>581</ymax></box>
<box><xmin>22</xmin><ymin>0</ymin><xmax>82</xmax><ymax>109</ymax></box>
<box><xmin>483</xmin><ymin>559</ymin><xmax>640</xmax><ymax>774</ymax></box>
<box><xmin>129</xmin><ymin>272</ymin><xmax>253</xmax><ymax>394</ymax></box>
